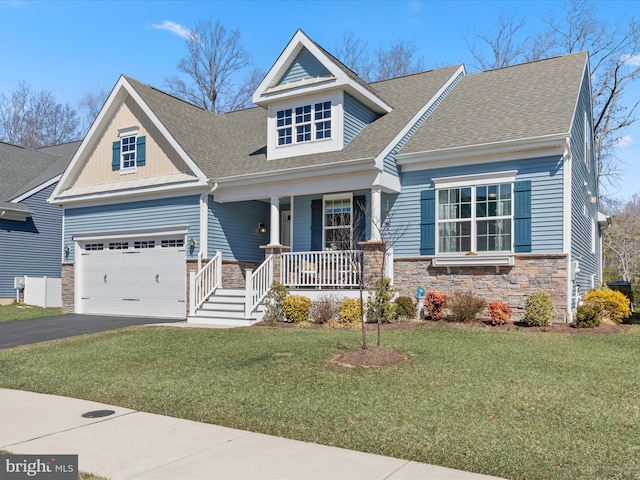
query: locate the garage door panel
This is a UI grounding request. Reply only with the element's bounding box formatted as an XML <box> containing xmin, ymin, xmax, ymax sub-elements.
<box><xmin>78</xmin><ymin>239</ymin><xmax>186</xmax><ymax>319</ymax></box>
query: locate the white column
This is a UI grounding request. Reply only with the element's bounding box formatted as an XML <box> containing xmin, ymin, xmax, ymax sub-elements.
<box><xmin>270</xmin><ymin>196</ymin><xmax>280</xmax><ymax>246</ymax></box>
<box><xmin>371</xmin><ymin>188</ymin><xmax>382</xmax><ymax>242</ymax></box>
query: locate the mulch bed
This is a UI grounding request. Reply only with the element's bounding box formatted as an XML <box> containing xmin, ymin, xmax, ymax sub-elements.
<box><xmin>255</xmin><ymin>318</ymin><xmax>630</xmax><ymax>334</ymax></box>
<box><xmin>331</xmin><ymin>346</ymin><xmax>408</xmax><ymax>368</ymax></box>
<box><xmin>254</xmin><ymin>318</ymin><xmax>631</xmax><ymax>367</ymax></box>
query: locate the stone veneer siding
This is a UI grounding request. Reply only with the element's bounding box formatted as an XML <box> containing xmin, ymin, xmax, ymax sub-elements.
<box><xmin>61</xmin><ymin>263</ymin><xmax>74</xmax><ymax>314</ymax></box>
<box><xmin>393</xmin><ymin>254</ymin><xmax>568</xmax><ymax>322</ymax></box>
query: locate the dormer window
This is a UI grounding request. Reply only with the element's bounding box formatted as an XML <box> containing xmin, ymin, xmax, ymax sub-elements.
<box><xmin>276</xmin><ymin>102</ymin><xmax>332</xmax><ymax>146</ymax></box>
<box><xmin>268</xmin><ymin>92</ymin><xmax>342</xmax><ymax>160</ymax></box>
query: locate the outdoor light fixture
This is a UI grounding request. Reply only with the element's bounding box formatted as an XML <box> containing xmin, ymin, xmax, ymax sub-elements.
<box><xmin>64</xmin><ymin>245</ymin><xmax>71</xmax><ymax>255</ymax></box>
<box><xmin>258</xmin><ymin>222</ymin><xmax>267</xmax><ymax>234</ymax></box>
<box><xmin>189</xmin><ymin>238</ymin><xmax>197</xmax><ymax>247</ymax></box>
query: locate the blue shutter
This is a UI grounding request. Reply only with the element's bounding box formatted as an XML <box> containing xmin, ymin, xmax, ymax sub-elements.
<box><xmin>420</xmin><ymin>190</ymin><xmax>436</xmax><ymax>255</ymax></box>
<box><xmin>514</xmin><ymin>180</ymin><xmax>532</xmax><ymax>252</ymax></box>
<box><xmin>112</xmin><ymin>141</ymin><xmax>121</xmax><ymax>171</ymax></box>
<box><xmin>311</xmin><ymin>199</ymin><xmax>323</xmax><ymax>251</ymax></box>
<box><xmin>353</xmin><ymin>195</ymin><xmax>366</xmax><ymax>246</ymax></box>
<box><xmin>136</xmin><ymin>135</ymin><xmax>146</xmax><ymax>166</ymax></box>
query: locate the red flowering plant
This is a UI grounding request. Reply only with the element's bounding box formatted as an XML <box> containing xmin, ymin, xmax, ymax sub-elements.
<box><xmin>423</xmin><ymin>291</ymin><xmax>449</xmax><ymax>321</ymax></box>
<box><xmin>486</xmin><ymin>301</ymin><xmax>512</xmax><ymax>325</ymax></box>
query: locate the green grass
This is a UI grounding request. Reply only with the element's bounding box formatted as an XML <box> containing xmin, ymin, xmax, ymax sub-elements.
<box><xmin>0</xmin><ymin>324</ymin><xmax>639</xmax><ymax>480</ymax></box>
<box><xmin>0</xmin><ymin>304</ymin><xmax>62</xmax><ymax>322</ymax></box>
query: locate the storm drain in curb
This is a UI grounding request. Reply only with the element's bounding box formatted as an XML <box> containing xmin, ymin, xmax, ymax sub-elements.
<box><xmin>82</xmin><ymin>410</ymin><xmax>116</xmax><ymax>418</ymax></box>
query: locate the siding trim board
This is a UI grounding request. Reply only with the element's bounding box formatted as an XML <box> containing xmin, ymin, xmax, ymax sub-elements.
<box><xmin>378</xmin><ymin>67</ymin><xmax>465</xmax><ymax>175</ymax></box>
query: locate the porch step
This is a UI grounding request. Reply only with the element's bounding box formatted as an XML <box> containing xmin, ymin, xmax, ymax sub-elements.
<box><xmin>187</xmin><ymin>288</ymin><xmax>263</xmax><ymax>327</ymax></box>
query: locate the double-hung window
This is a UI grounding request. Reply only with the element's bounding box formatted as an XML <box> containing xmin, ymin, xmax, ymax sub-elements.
<box><xmin>437</xmin><ymin>183</ymin><xmax>512</xmax><ymax>253</ymax></box>
<box><xmin>277</xmin><ymin>102</ymin><xmax>332</xmax><ymax>146</ymax></box>
<box><xmin>121</xmin><ymin>135</ymin><xmax>137</xmax><ymax>169</ymax></box>
<box><xmin>324</xmin><ymin>195</ymin><xmax>352</xmax><ymax>250</ymax></box>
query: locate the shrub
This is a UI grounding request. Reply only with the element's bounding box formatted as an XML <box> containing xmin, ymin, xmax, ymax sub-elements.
<box><xmin>339</xmin><ymin>298</ymin><xmax>363</xmax><ymax>327</ymax></box>
<box><xmin>446</xmin><ymin>291</ymin><xmax>486</xmax><ymax>323</ymax></box>
<box><xmin>309</xmin><ymin>295</ymin><xmax>340</xmax><ymax>324</ymax></box>
<box><xmin>582</xmin><ymin>288</ymin><xmax>631</xmax><ymax>324</ymax></box>
<box><xmin>609</xmin><ymin>285</ymin><xmax>634</xmax><ymax>306</ymax></box>
<box><xmin>575</xmin><ymin>304</ymin><xmax>602</xmax><ymax>328</ymax></box>
<box><xmin>282</xmin><ymin>295</ymin><xmax>312</xmax><ymax>323</ymax></box>
<box><xmin>394</xmin><ymin>296</ymin><xmax>416</xmax><ymax>319</ymax></box>
<box><xmin>423</xmin><ymin>291</ymin><xmax>449</xmax><ymax>321</ymax></box>
<box><xmin>366</xmin><ymin>278</ymin><xmax>396</xmax><ymax>324</ymax></box>
<box><xmin>263</xmin><ymin>282</ymin><xmax>288</xmax><ymax>324</ymax></box>
<box><xmin>524</xmin><ymin>291</ymin><xmax>556</xmax><ymax>326</ymax></box>
<box><xmin>486</xmin><ymin>301</ymin><xmax>512</xmax><ymax>325</ymax></box>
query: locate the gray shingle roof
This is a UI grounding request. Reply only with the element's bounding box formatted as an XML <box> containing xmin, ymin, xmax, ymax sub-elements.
<box><xmin>401</xmin><ymin>52</ymin><xmax>588</xmax><ymax>155</ymax></box>
<box><xmin>0</xmin><ymin>141</ymin><xmax>79</xmax><ymax>211</ymax></box>
<box><xmin>126</xmin><ymin>65</ymin><xmax>463</xmax><ymax>179</ymax></box>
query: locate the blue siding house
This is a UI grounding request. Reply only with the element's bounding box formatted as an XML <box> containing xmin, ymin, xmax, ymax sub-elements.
<box><xmin>0</xmin><ymin>141</ymin><xmax>79</xmax><ymax>303</ymax></box>
<box><xmin>50</xmin><ymin>30</ymin><xmax>602</xmax><ymax>323</ymax></box>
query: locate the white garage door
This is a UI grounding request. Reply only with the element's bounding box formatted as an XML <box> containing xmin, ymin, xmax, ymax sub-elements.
<box><xmin>78</xmin><ymin>237</ymin><xmax>186</xmax><ymax>318</ymax></box>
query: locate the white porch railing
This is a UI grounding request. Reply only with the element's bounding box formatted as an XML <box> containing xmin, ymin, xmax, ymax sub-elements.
<box><xmin>190</xmin><ymin>250</ymin><xmax>222</xmax><ymax>315</ymax></box>
<box><xmin>281</xmin><ymin>250</ymin><xmax>362</xmax><ymax>288</ymax></box>
<box><xmin>245</xmin><ymin>254</ymin><xmax>274</xmax><ymax>318</ymax></box>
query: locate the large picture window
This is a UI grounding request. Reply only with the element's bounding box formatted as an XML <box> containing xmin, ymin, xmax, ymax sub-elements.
<box><xmin>277</xmin><ymin>102</ymin><xmax>332</xmax><ymax>146</ymax></box>
<box><xmin>437</xmin><ymin>183</ymin><xmax>512</xmax><ymax>253</ymax></box>
<box><xmin>324</xmin><ymin>195</ymin><xmax>352</xmax><ymax>250</ymax></box>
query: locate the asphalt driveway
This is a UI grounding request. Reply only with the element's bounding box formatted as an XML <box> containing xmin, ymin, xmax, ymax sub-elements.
<box><xmin>0</xmin><ymin>314</ymin><xmax>182</xmax><ymax>349</ymax></box>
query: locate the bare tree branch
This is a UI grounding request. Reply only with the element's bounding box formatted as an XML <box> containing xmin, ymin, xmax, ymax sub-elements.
<box><xmin>334</xmin><ymin>30</ymin><xmax>374</xmax><ymax>82</ymax></box>
<box><xmin>464</xmin><ymin>13</ymin><xmax>529</xmax><ymax>70</ymax></box>
<box><xmin>0</xmin><ymin>81</ymin><xmax>81</xmax><ymax>148</ymax></box>
<box><xmin>465</xmin><ymin>1</ymin><xmax>640</xmax><ymax>195</ymax></box>
<box><xmin>374</xmin><ymin>39</ymin><xmax>426</xmax><ymax>81</ymax></box>
<box><xmin>165</xmin><ymin>18</ymin><xmax>254</xmax><ymax>113</ymax></box>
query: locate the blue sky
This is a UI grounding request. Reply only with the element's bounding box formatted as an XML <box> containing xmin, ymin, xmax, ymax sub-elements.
<box><xmin>1</xmin><ymin>0</ymin><xmax>638</xmax><ymax>201</ymax></box>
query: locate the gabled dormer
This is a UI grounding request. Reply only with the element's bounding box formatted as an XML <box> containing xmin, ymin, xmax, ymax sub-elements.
<box><xmin>253</xmin><ymin>30</ymin><xmax>392</xmax><ymax>161</ymax></box>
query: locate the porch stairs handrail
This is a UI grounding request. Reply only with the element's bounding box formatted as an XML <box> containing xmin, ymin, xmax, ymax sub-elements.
<box><xmin>245</xmin><ymin>254</ymin><xmax>273</xmax><ymax>318</ymax></box>
<box><xmin>189</xmin><ymin>250</ymin><xmax>222</xmax><ymax>316</ymax></box>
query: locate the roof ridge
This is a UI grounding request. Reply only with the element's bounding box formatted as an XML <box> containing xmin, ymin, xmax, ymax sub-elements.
<box><xmin>369</xmin><ymin>64</ymin><xmax>463</xmax><ymax>86</ymax></box>
<box><xmin>470</xmin><ymin>51</ymin><xmax>588</xmax><ymax>76</ymax></box>
<box><xmin>123</xmin><ymin>75</ymin><xmax>214</xmax><ymax>114</ymax></box>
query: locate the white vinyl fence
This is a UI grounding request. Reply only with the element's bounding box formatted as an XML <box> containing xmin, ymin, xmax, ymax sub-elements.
<box><xmin>22</xmin><ymin>276</ymin><xmax>62</xmax><ymax>308</ymax></box>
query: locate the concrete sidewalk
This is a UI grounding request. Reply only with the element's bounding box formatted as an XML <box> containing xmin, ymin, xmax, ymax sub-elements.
<box><xmin>0</xmin><ymin>389</ymin><xmax>505</xmax><ymax>480</ymax></box>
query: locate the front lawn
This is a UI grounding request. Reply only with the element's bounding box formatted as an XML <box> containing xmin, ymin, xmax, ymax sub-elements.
<box><xmin>0</xmin><ymin>304</ymin><xmax>62</xmax><ymax>322</ymax></box>
<box><xmin>0</xmin><ymin>324</ymin><xmax>638</xmax><ymax>480</ymax></box>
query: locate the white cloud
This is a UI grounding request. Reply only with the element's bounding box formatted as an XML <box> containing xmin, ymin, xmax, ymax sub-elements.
<box><xmin>621</xmin><ymin>54</ymin><xmax>640</xmax><ymax>66</ymax></box>
<box><xmin>615</xmin><ymin>135</ymin><xmax>634</xmax><ymax>149</ymax></box>
<box><xmin>151</xmin><ymin>20</ymin><xmax>191</xmax><ymax>40</ymax></box>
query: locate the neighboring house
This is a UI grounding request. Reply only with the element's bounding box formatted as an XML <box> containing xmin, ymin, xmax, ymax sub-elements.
<box><xmin>49</xmin><ymin>30</ymin><xmax>603</xmax><ymax>323</ymax></box>
<box><xmin>0</xmin><ymin>141</ymin><xmax>80</xmax><ymax>304</ymax></box>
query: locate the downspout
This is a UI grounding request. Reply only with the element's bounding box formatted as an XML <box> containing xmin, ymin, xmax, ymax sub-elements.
<box><xmin>198</xmin><ymin>182</ymin><xmax>218</xmax><ymax>271</ymax></box>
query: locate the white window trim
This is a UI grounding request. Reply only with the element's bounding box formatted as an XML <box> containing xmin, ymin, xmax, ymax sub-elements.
<box><xmin>323</xmin><ymin>192</ymin><xmax>353</xmax><ymax>250</ymax></box>
<box><xmin>118</xmin><ymin>126</ymin><xmax>140</xmax><ymax>175</ymax></box>
<box><xmin>432</xmin><ymin>172</ymin><xmax>517</xmax><ymax>266</ymax></box>
<box><xmin>118</xmin><ymin>126</ymin><xmax>139</xmax><ymax>138</ymax></box>
<box><xmin>267</xmin><ymin>91</ymin><xmax>343</xmax><ymax>160</ymax></box>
